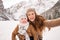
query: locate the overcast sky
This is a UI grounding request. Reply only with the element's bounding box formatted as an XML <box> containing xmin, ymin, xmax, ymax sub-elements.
<box><xmin>2</xmin><ymin>0</ymin><xmax>29</xmax><ymax>8</ymax></box>
<box><xmin>2</xmin><ymin>0</ymin><xmax>59</xmax><ymax>9</ymax></box>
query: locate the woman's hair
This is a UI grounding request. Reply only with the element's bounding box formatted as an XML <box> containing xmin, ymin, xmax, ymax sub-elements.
<box><xmin>26</xmin><ymin>8</ymin><xmax>45</xmax><ymax>31</ymax></box>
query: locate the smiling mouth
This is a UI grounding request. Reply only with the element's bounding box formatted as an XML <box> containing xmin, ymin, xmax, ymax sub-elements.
<box><xmin>30</xmin><ymin>18</ymin><xmax>33</xmax><ymax>19</ymax></box>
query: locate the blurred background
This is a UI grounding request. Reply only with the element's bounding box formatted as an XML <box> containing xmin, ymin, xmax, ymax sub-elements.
<box><xmin>0</xmin><ymin>0</ymin><xmax>60</xmax><ymax>40</ymax></box>
<box><xmin>0</xmin><ymin>0</ymin><xmax>60</xmax><ymax>21</ymax></box>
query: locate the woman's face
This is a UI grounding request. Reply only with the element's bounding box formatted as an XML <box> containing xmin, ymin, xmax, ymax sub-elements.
<box><xmin>27</xmin><ymin>11</ymin><xmax>35</xmax><ymax>22</ymax></box>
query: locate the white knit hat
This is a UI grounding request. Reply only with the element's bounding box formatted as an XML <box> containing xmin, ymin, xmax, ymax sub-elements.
<box><xmin>19</xmin><ymin>14</ymin><xmax>27</xmax><ymax>22</ymax></box>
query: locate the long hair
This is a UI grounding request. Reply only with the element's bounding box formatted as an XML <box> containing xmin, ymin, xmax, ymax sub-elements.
<box><xmin>26</xmin><ymin>8</ymin><xmax>45</xmax><ymax>31</ymax></box>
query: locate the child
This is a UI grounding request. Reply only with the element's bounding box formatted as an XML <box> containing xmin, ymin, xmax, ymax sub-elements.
<box><xmin>12</xmin><ymin>14</ymin><xmax>30</xmax><ymax>40</ymax></box>
<box><xmin>18</xmin><ymin>15</ymin><xmax>30</xmax><ymax>40</ymax></box>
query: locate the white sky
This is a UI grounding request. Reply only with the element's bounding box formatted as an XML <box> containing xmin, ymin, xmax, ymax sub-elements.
<box><xmin>2</xmin><ymin>0</ymin><xmax>29</xmax><ymax>8</ymax></box>
<box><xmin>2</xmin><ymin>0</ymin><xmax>59</xmax><ymax>9</ymax></box>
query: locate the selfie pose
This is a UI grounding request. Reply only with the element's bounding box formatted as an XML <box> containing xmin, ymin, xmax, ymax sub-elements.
<box><xmin>12</xmin><ymin>8</ymin><xmax>60</xmax><ymax>40</ymax></box>
<box><xmin>26</xmin><ymin>8</ymin><xmax>60</xmax><ymax>40</ymax></box>
<box><xmin>12</xmin><ymin>14</ymin><xmax>37</xmax><ymax>40</ymax></box>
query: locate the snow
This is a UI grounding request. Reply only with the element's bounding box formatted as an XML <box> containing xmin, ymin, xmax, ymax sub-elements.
<box><xmin>2</xmin><ymin>0</ymin><xmax>59</xmax><ymax>14</ymax></box>
<box><xmin>2</xmin><ymin>0</ymin><xmax>59</xmax><ymax>20</ymax></box>
<box><xmin>2</xmin><ymin>0</ymin><xmax>29</xmax><ymax>8</ymax></box>
<box><xmin>0</xmin><ymin>21</ymin><xmax>60</xmax><ymax>40</ymax></box>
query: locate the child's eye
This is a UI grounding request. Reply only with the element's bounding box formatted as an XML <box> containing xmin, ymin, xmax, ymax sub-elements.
<box><xmin>25</xmin><ymin>18</ymin><xmax>26</xmax><ymax>19</ymax></box>
<box><xmin>21</xmin><ymin>18</ymin><xmax>23</xmax><ymax>20</ymax></box>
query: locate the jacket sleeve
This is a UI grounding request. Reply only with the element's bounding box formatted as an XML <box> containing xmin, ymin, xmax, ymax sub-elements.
<box><xmin>12</xmin><ymin>25</ymin><xmax>19</xmax><ymax>40</ymax></box>
<box><xmin>44</xmin><ymin>18</ymin><xmax>60</xmax><ymax>28</ymax></box>
<box><xmin>30</xmin><ymin>25</ymin><xmax>38</xmax><ymax>40</ymax></box>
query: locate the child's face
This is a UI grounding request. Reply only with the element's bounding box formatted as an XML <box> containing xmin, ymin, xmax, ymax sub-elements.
<box><xmin>20</xmin><ymin>17</ymin><xmax>27</xmax><ymax>24</ymax></box>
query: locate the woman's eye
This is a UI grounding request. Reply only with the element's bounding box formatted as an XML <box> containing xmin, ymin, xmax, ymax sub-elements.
<box><xmin>32</xmin><ymin>13</ymin><xmax>34</xmax><ymax>15</ymax></box>
<box><xmin>21</xmin><ymin>18</ymin><xmax>23</xmax><ymax>20</ymax></box>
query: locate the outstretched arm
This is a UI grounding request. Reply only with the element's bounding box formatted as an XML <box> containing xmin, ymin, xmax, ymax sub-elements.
<box><xmin>44</xmin><ymin>18</ymin><xmax>60</xmax><ymax>28</ymax></box>
<box><xmin>12</xmin><ymin>25</ymin><xmax>19</xmax><ymax>40</ymax></box>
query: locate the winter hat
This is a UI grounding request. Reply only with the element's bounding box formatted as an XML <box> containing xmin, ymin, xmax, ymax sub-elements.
<box><xmin>19</xmin><ymin>14</ymin><xmax>27</xmax><ymax>22</ymax></box>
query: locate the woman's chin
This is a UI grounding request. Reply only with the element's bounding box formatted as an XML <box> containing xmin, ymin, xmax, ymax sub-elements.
<box><xmin>30</xmin><ymin>20</ymin><xmax>34</xmax><ymax>22</ymax></box>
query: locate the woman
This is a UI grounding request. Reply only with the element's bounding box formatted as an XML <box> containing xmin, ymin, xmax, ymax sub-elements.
<box><xmin>26</xmin><ymin>8</ymin><xmax>60</xmax><ymax>40</ymax></box>
<box><xmin>12</xmin><ymin>14</ymin><xmax>38</xmax><ymax>40</ymax></box>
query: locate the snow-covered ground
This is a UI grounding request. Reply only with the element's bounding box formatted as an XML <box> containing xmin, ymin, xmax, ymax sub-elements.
<box><xmin>0</xmin><ymin>21</ymin><xmax>18</xmax><ymax>40</ymax></box>
<box><xmin>0</xmin><ymin>21</ymin><xmax>60</xmax><ymax>40</ymax></box>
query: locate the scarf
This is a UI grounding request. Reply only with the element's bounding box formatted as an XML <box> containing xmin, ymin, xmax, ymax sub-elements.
<box><xmin>18</xmin><ymin>22</ymin><xmax>30</xmax><ymax>40</ymax></box>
